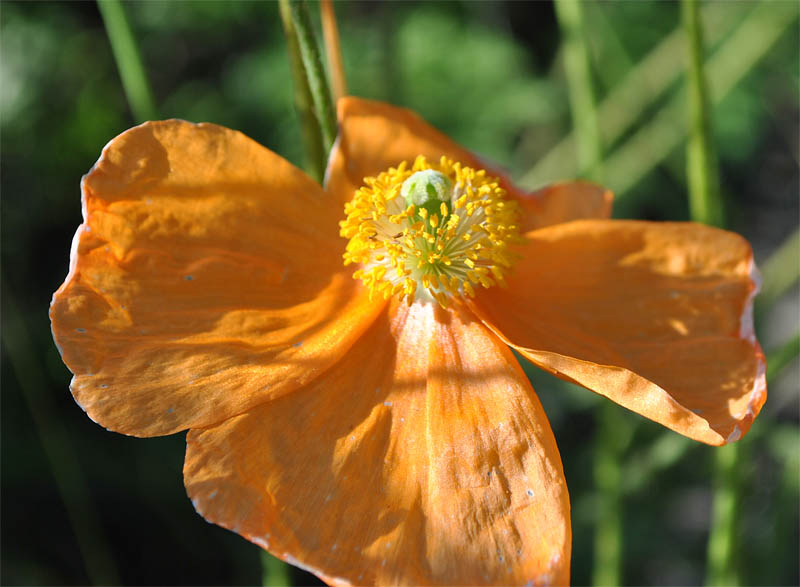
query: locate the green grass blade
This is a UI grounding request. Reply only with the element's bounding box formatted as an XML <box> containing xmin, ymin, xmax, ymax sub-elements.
<box><xmin>521</xmin><ymin>2</ymin><xmax>748</xmax><ymax>186</ymax></box>
<box><xmin>261</xmin><ymin>550</ymin><xmax>291</xmax><ymax>587</ymax></box>
<box><xmin>605</xmin><ymin>0</ymin><xmax>798</xmax><ymax>198</ymax></box>
<box><xmin>684</xmin><ymin>0</ymin><xmax>724</xmax><ymax>227</ymax></box>
<box><xmin>290</xmin><ymin>0</ymin><xmax>337</xmax><ymax>153</ymax></box>
<box><xmin>279</xmin><ymin>0</ymin><xmax>326</xmax><ymax>182</ymax></box>
<box><xmin>97</xmin><ymin>0</ymin><xmax>157</xmax><ymax>122</ymax></box>
<box><xmin>553</xmin><ymin>0</ymin><xmax>602</xmax><ymax>181</ymax></box>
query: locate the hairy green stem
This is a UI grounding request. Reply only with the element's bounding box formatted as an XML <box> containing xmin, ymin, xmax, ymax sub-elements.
<box><xmin>592</xmin><ymin>403</ymin><xmax>631</xmax><ymax>586</ymax></box>
<box><xmin>279</xmin><ymin>0</ymin><xmax>327</xmax><ymax>182</ymax></box>
<box><xmin>97</xmin><ymin>0</ymin><xmax>157</xmax><ymax>122</ymax></box>
<box><xmin>290</xmin><ymin>0</ymin><xmax>337</xmax><ymax>152</ymax></box>
<box><xmin>261</xmin><ymin>550</ymin><xmax>291</xmax><ymax>587</ymax></box>
<box><xmin>554</xmin><ymin>1</ymin><xmax>630</xmax><ymax>583</ymax></box>
<box><xmin>603</xmin><ymin>0</ymin><xmax>797</xmax><ymax>198</ymax></box>
<box><xmin>553</xmin><ymin>0</ymin><xmax>602</xmax><ymax>181</ymax></box>
<box><xmin>681</xmin><ymin>0</ymin><xmax>740</xmax><ymax>582</ymax></box>
<box><xmin>525</xmin><ymin>1</ymin><xmax>797</xmax><ymax>196</ymax></box>
<box><xmin>707</xmin><ymin>442</ymin><xmax>741</xmax><ymax>586</ymax></box>
<box><xmin>683</xmin><ymin>0</ymin><xmax>724</xmax><ymax>227</ymax></box>
<box><xmin>522</xmin><ymin>1</ymin><xmax>747</xmax><ymax>186</ymax></box>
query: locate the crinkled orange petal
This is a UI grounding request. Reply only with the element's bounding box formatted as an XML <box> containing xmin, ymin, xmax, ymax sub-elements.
<box><xmin>184</xmin><ymin>300</ymin><xmax>570</xmax><ymax>586</ymax></box>
<box><xmin>327</xmin><ymin>97</ymin><xmax>612</xmax><ymax>231</ymax></box>
<box><xmin>520</xmin><ymin>181</ymin><xmax>613</xmax><ymax>232</ymax></box>
<box><xmin>50</xmin><ymin>120</ymin><xmax>382</xmax><ymax>437</ymax></box>
<box><xmin>469</xmin><ymin>219</ymin><xmax>766</xmax><ymax>446</ymax></box>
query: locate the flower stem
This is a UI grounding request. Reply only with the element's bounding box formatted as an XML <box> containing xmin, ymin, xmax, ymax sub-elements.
<box><xmin>260</xmin><ymin>550</ymin><xmax>291</xmax><ymax>587</ymax></box>
<box><xmin>553</xmin><ymin>0</ymin><xmax>602</xmax><ymax>182</ymax></box>
<box><xmin>681</xmin><ymin>0</ymin><xmax>743</xmax><ymax>583</ymax></box>
<box><xmin>278</xmin><ymin>0</ymin><xmax>326</xmax><ymax>182</ymax></box>
<box><xmin>321</xmin><ymin>0</ymin><xmax>347</xmax><ymax>102</ymax></box>
<box><xmin>554</xmin><ymin>2</ymin><xmax>630</xmax><ymax>582</ymax></box>
<box><xmin>522</xmin><ymin>1</ymin><xmax>748</xmax><ymax>187</ymax></box>
<box><xmin>706</xmin><ymin>442</ymin><xmax>741</xmax><ymax>586</ymax></box>
<box><xmin>526</xmin><ymin>1</ymin><xmax>798</xmax><ymax>196</ymax></box>
<box><xmin>683</xmin><ymin>0</ymin><xmax>724</xmax><ymax>227</ymax></box>
<box><xmin>290</xmin><ymin>0</ymin><xmax>337</xmax><ymax>152</ymax></box>
<box><xmin>592</xmin><ymin>403</ymin><xmax>629</xmax><ymax>587</ymax></box>
<box><xmin>97</xmin><ymin>0</ymin><xmax>157</xmax><ymax>122</ymax></box>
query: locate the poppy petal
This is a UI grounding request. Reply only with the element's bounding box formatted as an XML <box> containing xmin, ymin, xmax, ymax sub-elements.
<box><xmin>328</xmin><ymin>97</ymin><xmax>611</xmax><ymax>230</ymax></box>
<box><xmin>469</xmin><ymin>219</ymin><xmax>766</xmax><ymax>446</ymax></box>
<box><xmin>518</xmin><ymin>181</ymin><xmax>613</xmax><ymax>233</ymax></box>
<box><xmin>50</xmin><ymin>120</ymin><xmax>382</xmax><ymax>437</ymax></box>
<box><xmin>184</xmin><ymin>300</ymin><xmax>570</xmax><ymax>585</ymax></box>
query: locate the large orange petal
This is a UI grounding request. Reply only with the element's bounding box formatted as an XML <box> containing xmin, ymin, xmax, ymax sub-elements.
<box><xmin>184</xmin><ymin>300</ymin><xmax>570</xmax><ymax>585</ymax></box>
<box><xmin>469</xmin><ymin>219</ymin><xmax>766</xmax><ymax>446</ymax></box>
<box><xmin>520</xmin><ymin>181</ymin><xmax>613</xmax><ymax>232</ymax></box>
<box><xmin>327</xmin><ymin>97</ymin><xmax>612</xmax><ymax>231</ymax></box>
<box><xmin>50</xmin><ymin>120</ymin><xmax>382</xmax><ymax>437</ymax></box>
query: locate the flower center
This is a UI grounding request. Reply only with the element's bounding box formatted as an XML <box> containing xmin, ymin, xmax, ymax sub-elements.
<box><xmin>339</xmin><ymin>155</ymin><xmax>521</xmax><ymax>307</ymax></box>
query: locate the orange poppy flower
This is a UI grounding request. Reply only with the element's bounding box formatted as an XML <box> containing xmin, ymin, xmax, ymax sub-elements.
<box><xmin>50</xmin><ymin>97</ymin><xmax>766</xmax><ymax>585</ymax></box>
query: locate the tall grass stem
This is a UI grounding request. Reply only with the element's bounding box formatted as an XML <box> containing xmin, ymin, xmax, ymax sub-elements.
<box><xmin>279</xmin><ymin>0</ymin><xmax>327</xmax><ymax>182</ymax></box>
<box><xmin>97</xmin><ymin>0</ymin><xmax>157</xmax><ymax>123</ymax></box>
<box><xmin>592</xmin><ymin>404</ymin><xmax>631</xmax><ymax>586</ymax></box>
<box><xmin>321</xmin><ymin>0</ymin><xmax>348</xmax><ymax>101</ymax></box>
<box><xmin>706</xmin><ymin>442</ymin><xmax>741</xmax><ymax>586</ymax></box>
<box><xmin>681</xmin><ymin>0</ymin><xmax>742</xmax><ymax>582</ymax></box>
<box><xmin>553</xmin><ymin>0</ymin><xmax>602</xmax><ymax>181</ymax></box>
<box><xmin>261</xmin><ymin>550</ymin><xmax>291</xmax><ymax>587</ymax></box>
<box><xmin>683</xmin><ymin>0</ymin><xmax>724</xmax><ymax>227</ymax></box>
<box><xmin>554</xmin><ymin>1</ymin><xmax>629</xmax><ymax>583</ymax></box>
<box><xmin>524</xmin><ymin>2</ymin><xmax>797</xmax><ymax>194</ymax></box>
<box><xmin>290</xmin><ymin>0</ymin><xmax>337</xmax><ymax>152</ymax></box>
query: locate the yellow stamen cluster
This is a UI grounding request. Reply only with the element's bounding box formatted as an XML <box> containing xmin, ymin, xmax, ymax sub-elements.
<box><xmin>339</xmin><ymin>155</ymin><xmax>522</xmax><ymax>307</ymax></box>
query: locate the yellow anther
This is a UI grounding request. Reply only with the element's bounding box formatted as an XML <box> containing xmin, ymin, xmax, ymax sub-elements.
<box><xmin>340</xmin><ymin>155</ymin><xmax>520</xmax><ymax>307</ymax></box>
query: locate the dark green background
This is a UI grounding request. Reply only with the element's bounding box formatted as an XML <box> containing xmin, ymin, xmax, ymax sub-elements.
<box><xmin>2</xmin><ymin>1</ymin><xmax>797</xmax><ymax>585</ymax></box>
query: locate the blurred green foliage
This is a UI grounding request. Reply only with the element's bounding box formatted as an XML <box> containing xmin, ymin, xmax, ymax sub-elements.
<box><xmin>1</xmin><ymin>1</ymin><xmax>797</xmax><ymax>585</ymax></box>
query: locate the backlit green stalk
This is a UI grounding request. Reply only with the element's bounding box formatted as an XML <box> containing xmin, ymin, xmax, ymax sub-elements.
<box><xmin>554</xmin><ymin>0</ymin><xmax>602</xmax><ymax>181</ymax></box>
<box><xmin>707</xmin><ymin>442</ymin><xmax>741</xmax><ymax>586</ymax></box>
<box><xmin>260</xmin><ymin>550</ymin><xmax>291</xmax><ymax>587</ymax></box>
<box><xmin>554</xmin><ymin>1</ymin><xmax>628</xmax><ymax>583</ymax></box>
<box><xmin>97</xmin><ymin>0</ymin><xmax>157</xmax><ymax>122</ymax></box>
<box><xmin>681</xmin><ymin>0</ymin><xmax>739</xmax><ymax>582</ymax></box>
<box><xmin>522</xmin><ymin>1</ymin><xmax>748</xmax><ymax>186</ymax></box>
<box><xmin>683</xmin><ymin>0</ymin><xmax>724</xmax><ymax>227</ymax></box>
<box><xmin>706</xmin><ymin>331</ymin><xmax>798</xmax><ymax>587</ymax></box>
<box><xmin>290</xmin><ymin>0</ymin><xmax>337</xmax><ymax>152</ymax></box>
<box><xmin>279</xmin><ymin>0</ymin><xmax>327</xmax><ymax>182</ymax></box>
<box><xmin>593</xmin><ymin>404</ymin><xmax>633</xmax><ymax>586</ymax></box>
<box><xmin>602</xmin><ymin>0</ymin><xmax>797</xmax><ymax>198</ymax></box>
